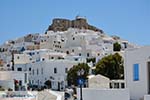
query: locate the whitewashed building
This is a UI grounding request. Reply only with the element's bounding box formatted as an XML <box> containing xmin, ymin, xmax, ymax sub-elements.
<box><xmin>125</xmin><ymin>46</ymin><xmax>150</xmax><ymax>100</ymax></box>
<box><xmin>0</xmin><ymin>71</ymin><xmax>28</xmax><ymax>91</ymax></box>
<box><xmin>30</xmin><ymin>60</ymin><xmax>82</xmax><ymax>91</ymax></box>
<box><xmin>13</xmin><ymin>49</ymin><xmax>86</xmax><ymax>91</ymax></box>
<box><xmin>39</xmin><ymin>28</ymin><xmax>135</xmax><ymax>65</ymax></box>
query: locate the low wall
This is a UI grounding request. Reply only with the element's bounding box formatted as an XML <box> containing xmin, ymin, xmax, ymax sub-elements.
<box><xmin>0</xmin><ymin>91</ymin><xmax>38</xmax><ymax>100</ymax></box>
<box><xmin>77</xmin><ymin>88</ymin><xmax>130</xmax><ymax>100</ymax></box>
<box><xmin>0</xmin><ymin>80</ymin><xmax>14</xmax><ymax>90</ymax></box>
<box><xmin>144</xmin><ymin>95</ymin><xmax>150</xmax><ymax>100</ymax></box>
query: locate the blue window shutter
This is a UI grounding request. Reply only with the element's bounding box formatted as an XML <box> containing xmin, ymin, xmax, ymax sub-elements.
<box><xmin>133</xmin><ymin>64</ymin><xmax>139</xmax><ymax>81</ymax></box>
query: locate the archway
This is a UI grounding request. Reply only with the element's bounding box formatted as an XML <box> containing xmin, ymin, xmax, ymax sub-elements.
<box><xmin>44</xmin><ymin>80</ymin><xmax>51</xmax><ymax>89</ymax></box>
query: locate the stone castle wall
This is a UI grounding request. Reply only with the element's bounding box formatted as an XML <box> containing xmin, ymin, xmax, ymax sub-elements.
<box><xmin>47</xmin><ymin>17</ymin><xmax>103</xmax><ymax>33</ymax></box>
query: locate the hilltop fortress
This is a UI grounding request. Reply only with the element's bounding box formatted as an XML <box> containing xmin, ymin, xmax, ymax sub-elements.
<box><xmin>47</xmin><ymin>16</ymin><xmax>103</xmax><ymax>33</ymax></box>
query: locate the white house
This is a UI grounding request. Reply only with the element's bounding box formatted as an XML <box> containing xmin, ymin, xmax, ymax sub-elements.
<box><xmin>13</xmin><ymin>49</ymin><xmax>86</xmax><ymax>91</ymax></box>
<box><xmin>39</xmin><ymin>28</ymin><xmax>117</xmax><ymax>59</ymax></box>
<box><xmin>125</xmin><ymin>46</ymin><xmax>150</xmax><ymax>100</ymax></box>
<box><xmin>0</xmin><ymin>71</ymin><xmax>28</xmax><ymax>91</ymax></box>
<box><xmin>29</xmin><ymin>59</ymin><xmax>83</xmax><ymax>91</ymax></box>
<box><xmin>14</xmin><ymin>53</ymin><xmax>32</xmax><ymax>65</ymax></box>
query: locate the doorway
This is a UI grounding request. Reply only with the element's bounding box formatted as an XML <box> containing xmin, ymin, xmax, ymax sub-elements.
<box><xmin>58</xmin><ymin>82</ymin><xmax>60</xmax><ymax>91</ymax></box>
<box><xmin>147</xmin><ymin>62</ymin><xmax>150</xmax><ymax>94</ymax></box>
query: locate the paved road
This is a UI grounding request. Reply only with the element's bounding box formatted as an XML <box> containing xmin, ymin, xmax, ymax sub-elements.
<box><xmin>37</xmin><ymin>90</ymin><xmax>57</xmax><ymax>100</ymax></box>
<box><xmin>49</xmin><ymin>90</ymin><xmax>64</xmax><ymax>100</ymax></box>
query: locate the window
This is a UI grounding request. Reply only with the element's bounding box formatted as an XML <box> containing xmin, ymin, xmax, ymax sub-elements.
<box><xmin>109</xmin><ymin>83</ymin><xmax>113</xmax><ymax>88</ymax></box>
<box><xmin>72</xmin><ymin>49</ymin><xmax>74</xmax><ymax>52</ymax></box>
<box><xmin>79</xmin><ymin>53</ymin><xmax>81</xmax><ymax>56</ymax></box>
<box><xmin>29</xmin><ymin>53</ymin><xmax>32</xmax><ymax>56</ymax></box>
<box><xmin>124</xmin><ymin>43</ymin><xmax>127</xmax><ymax>48</ymax></box>
<box><xmin>41</xmin><ymin>68</ymin><xmax>43</xmax><ymax>75</ymax></box>
<box><xmin>7</xmin><ymin>64</ymin><xmax>10</xmax><ymax>67</ymax></box>
<box><xmin>36</xmin><ymin>58</ymin><xmax>40</xmax><ymax>62</ymax></box>
<box><xmin>42</xmin><ymin>58</ymin><xmax>45</xmax><ymax>61</ymax></box>
<box><xmin>58</xmin><ymin>57</ymin><xmax>62</xmax><ymax>59</ymax></box>
<box><xmin>17</xmin><ymin>56</ymin><xmax>20</xmax><ymax>59</ymax></box>
<box><xmin>121</xmin><ymin>83</ymin><xmax>125</xmax><ymax>88</ymax></box>
<box><xmin>32</xmin><ymin>69</ymin><xmax>34</xmax><ymax>75</ymax></box>
<box><xmin>54</xmin><ymin>68</ymin><xmax>57</xmax><ymax>74</ymax></box>
<box><xmin>75</xmin><ymin>58</ymin><xmax>78</xmax><ymax>61</ymax></box>
<box><xmin>19</xmin><ymin>80</ymin><xmax>22</xmax><ymax>86</ymax></box>
<box><xmin>37</xmin><ymin>69</ymin><xmax>39</xmax><ymax>75</ymax></box>
<box><xmin>17</xmin><ymin>68</ymin><xmax>22</xmax><ymax>71</ymax></box>
<box><xmin>25</xmin><ymin>73</ymin><xmax>27</xmax><ymax>83</ymax></box>
<box><xmin>114</xmin><ymin>83</ymin><xmax>119</xmax><ymax>88</ymax></box>
<box><xmin>87</xmin><ymin>53</ymin><xmax>90</xmax><ymax>57</ymax></box>
<box><xmin>30</xmin><ymin>58</ymin><xmax>32</xmax><ymax>61</ymax></box>
<box><xmin>37</xmin><ymin>80</ymin><xmax>39</xmax><ymax>85</ymax></box>
<box><xmin>32</xmin><ymin>80</ymin><xmax>34</xmax><ymax>84</ymax></box>
<box><xmin>66</xmin><ymin>51</ymin><xmax>69</xmax><ymax>54</ymax></box>
<box><xmin>61</xmin><ymin>39</ymin><xmax>64</xmax><ymax>42</ymax></box>
<box><xmin>133</xmin><ymin>64</ymin><xmax>139</xmax><ymax>81</ymax></box>
<box><xmin>65</xmin><ymin>68</ymin><xmax>68</xmax><ymax>73</ymax></box>
<box><xmin>29</xmin><ymin>68</ymin><xmax>31</xmax><ymax>71</ymax></box>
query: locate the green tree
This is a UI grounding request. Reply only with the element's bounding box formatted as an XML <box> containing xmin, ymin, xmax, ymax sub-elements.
<box><xmin>95</xmin><ymin>53</ymin><xmax>124</xmax><ymax>79</ymax></box>
<box><xmin>113</xmin><ymin>42</ymin><xmax>121</xmax><ymax>51</ymax></box>
<box><xmin>67</xmin><ymin>63</ymin><xmax>89</xmax><ymax>86</ymax></box>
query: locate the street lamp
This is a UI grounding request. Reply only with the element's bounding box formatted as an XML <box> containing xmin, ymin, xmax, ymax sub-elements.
<box><xmin>77</xmin><ymin>69</ymin><xmax>84</xmax><ymax>100</ymax></box>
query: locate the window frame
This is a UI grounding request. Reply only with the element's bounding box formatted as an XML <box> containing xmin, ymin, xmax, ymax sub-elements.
<box><xmin>54</xmin><ymin>68</ymin><xmax>57</xmax><ymax>74</ymax></box>
<box><xmin>133</xmin><ymin>63</ymin><xmax>139</xmax><ymax>81</ymax></box>
<box><xmin>17</xmin><ymin>67</ymin><xmax>22</xmax><ymax>71</ymax></box>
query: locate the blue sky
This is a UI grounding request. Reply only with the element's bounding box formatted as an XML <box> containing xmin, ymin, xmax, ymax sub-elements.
<box><xmin>0</xmin><ymin>0</ymin><xmax>149</xmax><ymax>45</ymax></box>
